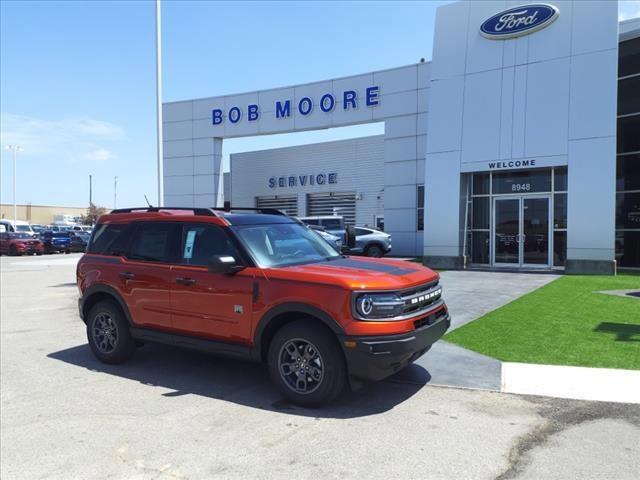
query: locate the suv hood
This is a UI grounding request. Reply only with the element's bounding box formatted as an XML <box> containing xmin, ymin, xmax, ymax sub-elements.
<box><xmin>265</xmin><ymin>257</ymin><xmax>438</xmax><ymax>290</ymax></box>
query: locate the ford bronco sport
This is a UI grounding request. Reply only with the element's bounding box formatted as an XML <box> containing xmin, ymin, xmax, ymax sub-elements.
<box><xmin>77</xmin><ymin>207</ymin><xmax>450</xmax><ymax>406</ymax></box>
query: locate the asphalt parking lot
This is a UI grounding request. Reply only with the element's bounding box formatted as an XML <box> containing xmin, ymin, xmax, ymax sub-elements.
<box><xmin>1</xmin><ymin>254</ymin><xmax>639</xmax><ymax>479</ymax></box>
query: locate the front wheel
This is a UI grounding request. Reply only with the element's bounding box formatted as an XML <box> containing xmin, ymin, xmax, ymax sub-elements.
<box><xmin>268</xmin><ymin>320</ymin><xmax>346</xmax><ymax>407</ymax></box>
<box><xmin>365</xmin><ymin>245</ymin><xmax>384</xmax><ymax>257</ymax></box>
<box><xmin>87</xmin><ymin>300</ymin><xmax>135</xmax><ymax>364</ymax></box>
<box><xmin>9</xmin><ymin>245</ymin><xmax>19</xmax><ymax>256</ymax></box>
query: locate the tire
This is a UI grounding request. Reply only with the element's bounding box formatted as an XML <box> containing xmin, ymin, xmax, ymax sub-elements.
<box><xmin>268</xmin><ymin>320</ymin><xmax>346</xmax><ymax>407</ymax></box>
<box><xmin>87</xmin><ymin>300</ymin><xmax>135</xmax><ymax>364</ymax></box>
<box><xmin>9</xmin><ymin>245</ymin><xmax>19</xmax><ymax>256</ymax></box>
<box><xmin>365</xmin><ymin>244</ymin><xmax>384</xmax><ymax>258</ymax></box>
<box><xmin>36</xmin><ymin>251</ymin><xmax>43</xmax><ymax>256</ymax></box>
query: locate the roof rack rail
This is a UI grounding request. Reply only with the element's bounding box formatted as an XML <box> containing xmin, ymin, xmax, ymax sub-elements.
<box><xmin>109</xmin><ymin>207</ymin><xmax>216</xmax><ymax>216</ymax></box>
<box><xmin>211</xmin><ymin>207</ymin><xmax>287</xmax><ymax>216</ymax></box>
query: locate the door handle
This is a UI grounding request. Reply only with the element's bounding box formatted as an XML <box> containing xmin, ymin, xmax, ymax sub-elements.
<box><xmin>175</xmin><ymin>277</ymin><xmax>196</xmax><ymax>286</ymax></box>
<box><xmin>119</xmin><ymin>271</ymin><xmax>135</xmax><ymax>280</ymax></box>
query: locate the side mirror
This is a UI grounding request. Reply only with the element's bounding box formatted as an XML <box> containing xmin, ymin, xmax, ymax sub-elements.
<box><xmin>207</xmin><ymin>255</ymin><xmax>245</xmax><ymax>275</ymax></box>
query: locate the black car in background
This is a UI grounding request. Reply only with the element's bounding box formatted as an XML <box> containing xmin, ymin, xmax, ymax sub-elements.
<box><xmin>69</xmin><ymin>231</ymin><xmax>91</xmax><ymax>252</ymax></box>
<box><xmin>41</xmin><ymin>231</ymin><xmax>72</xmax><ymax>254</ymax></box>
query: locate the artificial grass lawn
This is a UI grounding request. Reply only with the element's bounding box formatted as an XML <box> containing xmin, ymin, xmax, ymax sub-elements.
<box><xmin>445</xmin><ymin>273</ymin><xmax>640</xmax><ymax>370</ymax></box>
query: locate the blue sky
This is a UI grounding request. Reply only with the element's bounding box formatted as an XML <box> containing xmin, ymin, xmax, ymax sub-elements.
<box><xmin>1</xmin><ymin>0</ymin><xmax>639</xmax><ymax>208</ymax></box>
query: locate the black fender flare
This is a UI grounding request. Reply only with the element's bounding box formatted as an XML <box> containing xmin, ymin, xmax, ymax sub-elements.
<box><xmin>252</xmin><ymin>303</ymin><xmax>344</xmax><ymax>360</ymax></box>
<box><xmin>80</xmin><ymin>284</ymin><xmax>134</xmax><ymax>326</ymax></box>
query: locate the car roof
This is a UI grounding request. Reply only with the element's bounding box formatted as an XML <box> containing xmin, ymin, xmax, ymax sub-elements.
<box><xmin>97</xmin><ymin>207</ymin><xmax>296</xmax><ymax>226</ymax></box>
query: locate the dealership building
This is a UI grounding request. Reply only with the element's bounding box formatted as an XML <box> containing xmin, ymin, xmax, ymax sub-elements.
<box><xmin>162</xmin><ymin>1</ymin><xmax>640</xmax><ymax>273</ymax></box>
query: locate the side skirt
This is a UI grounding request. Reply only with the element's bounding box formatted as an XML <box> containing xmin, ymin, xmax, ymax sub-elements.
<box><xmin>129</xmin><ymin>327</ymin><xmax>256</xmax><ymax>362</ymax></box>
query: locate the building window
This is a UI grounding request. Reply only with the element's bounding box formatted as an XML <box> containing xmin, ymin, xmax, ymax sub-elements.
<box><xmin>417</xmin><ymin>185</ymin><xmax>424</xmax><ymax>231</ymax></box>
<box><xmin>616</xmin><ymin>36</ymin><xmax>640</xmax><ymax>268</ymax></box>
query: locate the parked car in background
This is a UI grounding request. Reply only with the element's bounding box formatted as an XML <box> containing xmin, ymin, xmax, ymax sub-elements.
<box><xmin>307</xmin><ymin>224</ymin><xmax>342</xmax><ymax>251</ymax></box>
<box><xmin>352</xmin><ymin>227</ymin><xmax>392</xmax><ymax>257</ymax></box>
<box><xmin>72</xmin><ymin>225</ymin><xmax>93</xmax><ymax>233</ymax></box>
<box><xmin>297</xmin><ymin>216</ymin><xmax>345</xmax><ymax>236</ymax></box>
<box><xmin>0</xmin><ymin>232</ymin><xmax>44</xmax><ymax>256</ymax></box>
<box><xmin>47</xmin><ymin>225</ymin><xmax>72</xmax><ymax>232</ymax></box>
<box><xmin>69</xmin><ymin>231</ymin><xmax>91</xmax><ymax>252</ymax></box>
<box><xmin>41</xmin><ymin>231</ymin><xmax>72</xmax><ymax>254</ymax></box>
<box><xmin>30</xmin><ymin>224</ymin><xmax>46</xmax><ymax>235</ymax></box>
<box><xmin>0</xmin><ymin>220</ymin><xmax>37</xmax><ymax>238</ymax></box>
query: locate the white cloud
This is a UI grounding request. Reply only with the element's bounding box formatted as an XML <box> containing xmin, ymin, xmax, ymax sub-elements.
<box><xmin>82</xmin><ymin>148</ymin><xmax>118</xmax><ymax>162</ymax></box>
<box><xmin>0</xmin><ymin>113</ymin><xmax>124</xmax><ymax>161</ymax></box>
<box><xmin>619</xmin><ymin>1</ymin><xmax>640</xmax><ymax>21</ymax></box>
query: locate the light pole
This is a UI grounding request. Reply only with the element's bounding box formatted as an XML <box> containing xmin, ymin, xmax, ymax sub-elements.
<box><xmin>114</xmin><ymin>176</ymin><xmax>118</xmax><ymax>209</ymax></box>
<box><xmin>155</xmin><ymin>0</ymin><xmax>164</xmax><ymax>207</ymax></box>
<box><xmin>4</xmin><ymin>145</ymin><xmax>24</xmax><ymax>223</ymax></box>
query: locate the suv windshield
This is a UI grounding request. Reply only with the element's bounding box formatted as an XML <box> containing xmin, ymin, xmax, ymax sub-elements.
<box><xmin>232</xmin><ymin>223</ymin><xmax>340</xmax><ymax>267</ymax></box>
<box><xmin>15</xmin><ymin>225</ymin><xmax>33</xmax><ymax>232</ymax></box>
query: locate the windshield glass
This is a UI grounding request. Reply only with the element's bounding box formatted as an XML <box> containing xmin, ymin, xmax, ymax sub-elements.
<box><xmin>10</xmin><ymin>233</ymin><xmax>33</xmax><ymax>239</ymax></box>
<box><xmin>15</xmin><ymin>225</ymin><xmax>33</xmax><ymax>232</ymax></box>
<box><xmin>232</xmin><ymin>223</ymin><xmax>340</xmax><ymax>267</ymax></box>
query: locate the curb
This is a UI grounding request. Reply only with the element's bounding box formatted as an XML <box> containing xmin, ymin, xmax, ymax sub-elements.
<box><xmin>501</xmin><ymin>362</ymin><xmax>640</xmax><ymax>404</ymax></box>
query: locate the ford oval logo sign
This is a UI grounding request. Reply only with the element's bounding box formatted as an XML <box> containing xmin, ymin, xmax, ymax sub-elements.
<box><xmin>480</xmin><ymin>4</ymin><xmax>559</xmax><ymax>40</ymax></box>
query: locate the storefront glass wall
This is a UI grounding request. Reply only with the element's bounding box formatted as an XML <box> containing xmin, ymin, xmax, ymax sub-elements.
<box><xmin>616</xmin><ymin>37</ymin><xmax>640</xmax><ymax>268</ymax></box>
<box><xmin>467</xmin><ymin>167</ymin><xmax>567</xmax><ymax>267</ymax></box>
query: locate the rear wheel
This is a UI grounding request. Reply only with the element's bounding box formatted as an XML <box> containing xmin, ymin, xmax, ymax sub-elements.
<box><xmin>268</xmin><ymin>320</ymin><xmax>346</xmax><ymax>407</ymax></box>
<box><xmin>87</xmin><ymin>300</ymin><xmax>135</xmax><ymax>364</ymax></box>
<box><xmin>365</xmin><ymin>244</ymin><xmax>384</xmax><ymax>257</ymax></box>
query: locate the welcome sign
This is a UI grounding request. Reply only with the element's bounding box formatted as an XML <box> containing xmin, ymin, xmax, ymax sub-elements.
<box><xmin>480</xmin><ymin>4</ymin><xmax>559</xmax><ymax>40</ymax></box>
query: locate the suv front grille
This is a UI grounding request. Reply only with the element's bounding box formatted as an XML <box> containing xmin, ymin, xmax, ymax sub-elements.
<box><xmin>399</xmin><ymin>282</ymin><xmax>442</xmax><ymax>316</ymax></box>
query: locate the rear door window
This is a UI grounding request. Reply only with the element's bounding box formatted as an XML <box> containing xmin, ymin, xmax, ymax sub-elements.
<box><xmin>127</xmin><ymin>223</ymin><xmax>178</xmax><ymax>263</ymax></box>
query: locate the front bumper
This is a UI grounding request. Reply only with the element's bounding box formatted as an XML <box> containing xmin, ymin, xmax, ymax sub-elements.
<box><xmin>339</xmin><ymin>310</ymin><xmax>450</xmax><ymax>383</ymax></box>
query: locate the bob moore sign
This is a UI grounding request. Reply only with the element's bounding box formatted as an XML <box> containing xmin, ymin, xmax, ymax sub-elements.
<box><xmin>212</xmin><ymin>86</ymin><xmax>380</xmax><ymax>126</ymax></box>
<box><xmin>480</xmin><ymin>4</ymin><xmax>559</xmax><ymax>39</ymax></box>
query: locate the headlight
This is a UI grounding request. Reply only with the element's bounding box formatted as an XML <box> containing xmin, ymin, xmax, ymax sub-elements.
<box><xmin>354</xmin><ymin>293</ymin><xmax>405</xmax><ymax>320</ymax></box>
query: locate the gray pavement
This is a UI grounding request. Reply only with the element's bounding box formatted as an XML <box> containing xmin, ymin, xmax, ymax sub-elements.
<box><xmin>413</xmin><ymin>270</ymin><xmax>559</xmax><ymax>391</ymax></box>
<box><xmin>2</xmin><ymin>255</ymin><xmax>638</xmax><ymax>479</ymax></box>
<box><xmin>438</xmin><ymin>270</ymin><xmax>559</xmax><ymax>331</ymax></box>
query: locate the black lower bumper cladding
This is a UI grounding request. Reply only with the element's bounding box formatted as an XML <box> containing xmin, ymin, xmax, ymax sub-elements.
<box><xmin>340</xmin><ymin>312</ymin><xmax>450</xmax><ymax>382</ymax></box>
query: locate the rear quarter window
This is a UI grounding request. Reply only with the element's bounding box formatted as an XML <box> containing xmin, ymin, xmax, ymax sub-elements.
<box><xmin>88</xmin><ymin>223</ymin><xmax>130</xmax><ymax>255</ymax></box>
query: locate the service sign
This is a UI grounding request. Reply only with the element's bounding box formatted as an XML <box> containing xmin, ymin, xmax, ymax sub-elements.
<box><xmin>480</xmin><ymin>4</ymin><xmax>559</xmax><ymax>40</ymax></box>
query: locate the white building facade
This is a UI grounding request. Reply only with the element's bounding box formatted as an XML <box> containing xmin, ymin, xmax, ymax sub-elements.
<box><xmin>162</xmin><ymin>1</ymin><xmax>640</xmax><ymax>273</ymax></box>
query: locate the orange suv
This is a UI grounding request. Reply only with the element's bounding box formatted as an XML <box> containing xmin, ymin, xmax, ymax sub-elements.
<box><xmin>77</xmin><ymin>207</ymin><xmax>450</xmax><ymax>406</ymax></box>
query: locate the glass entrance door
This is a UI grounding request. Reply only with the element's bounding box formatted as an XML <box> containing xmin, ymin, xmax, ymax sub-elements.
<box><xmin>493</xmin><ymin>196</ymin><xmax>551</xmax><ymax>268</ymax></box>
<box><xmin>494</xmin><ymin>198</ymin><xmax>520</xmax><ymax>265</ymax></box>
<box><xmin>522</xmin><ymin>197</ymin><xmax>549</xmax><ymax>266</ymax></box>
